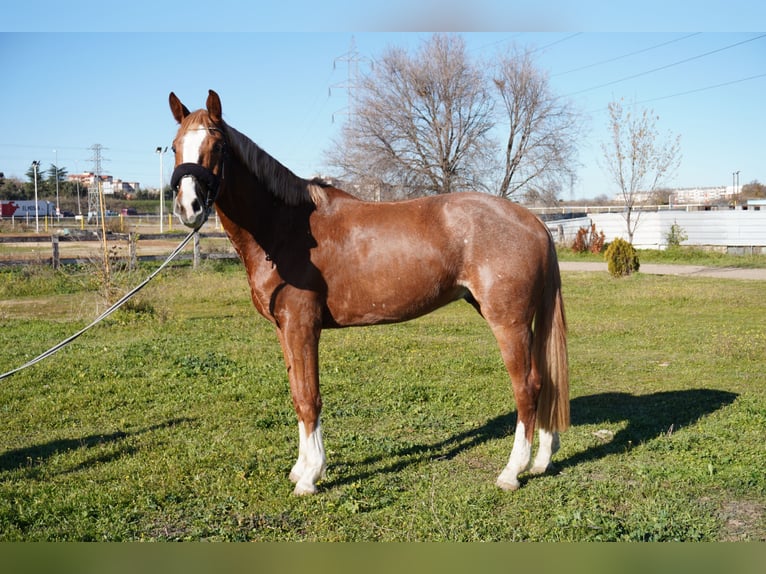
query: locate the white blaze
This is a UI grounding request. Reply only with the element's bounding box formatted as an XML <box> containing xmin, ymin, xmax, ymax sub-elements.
<box><xmin>176</xmin><ymin>127</ymin><xmax>207</xmax><ymax>219</ymax></box>
<box><xmin>181</xmin><ymin>126</ymin><xmax>206</xmax><ymax>163</ymax></box>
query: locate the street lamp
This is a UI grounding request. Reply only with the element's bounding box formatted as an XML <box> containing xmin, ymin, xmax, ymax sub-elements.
<box><xmin>53</xmin><ymin>149</ymin><xmax>60</xmax><ymax>217</ymax></box>
<box><xmin>31</xmin><ymin>160</ymin><xmax>40</xmax><ymax>232</ymax></box>
<box><xmin>74</xmin><ymin>161</ymin><xmax>82</xmax><ymax>215</ymax></box>
<box><xmin>155</xmin><ymin>146</ymin><xmax>168</xmax><ymax>233</ymax></box>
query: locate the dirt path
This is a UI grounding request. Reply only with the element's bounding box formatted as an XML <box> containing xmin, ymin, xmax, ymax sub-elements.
<box><xmin>559</xmin><ymin>261</ymin><xmax>766</xmax><ymax>281</ymax></box>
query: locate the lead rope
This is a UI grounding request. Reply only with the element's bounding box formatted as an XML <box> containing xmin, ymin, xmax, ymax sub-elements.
<box><xmin>0</xmin><ymin>226</ymin><xmax>202</xmax><ymax>381</ymax></box>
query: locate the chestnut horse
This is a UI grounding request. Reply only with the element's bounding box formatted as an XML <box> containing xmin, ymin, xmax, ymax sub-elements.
<box><xmin>168</xmin><ymin>90</ymin><xmax>569</xmax><ymax>495</ymax></box>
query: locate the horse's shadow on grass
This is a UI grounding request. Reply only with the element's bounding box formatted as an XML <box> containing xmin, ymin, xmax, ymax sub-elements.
<box><xmin>0</xmin><ymin>417</ymin><xmax>195</xmax><ymax>476</ymax></box>
<box><xmin>323</xmin><ymin>389</ymin><xmax>738</xmax><ymax>489</ymax></box>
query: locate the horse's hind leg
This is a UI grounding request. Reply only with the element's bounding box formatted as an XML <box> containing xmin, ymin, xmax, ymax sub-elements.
<box><xmin>529</xmin><ymin>429</ymin><xmax>560</xmax><ymax>474</ymax></box>
<box><xmin>491</xmin><ymin>324</ymin><xmax>542</xmax><ymax>491</ymax></box>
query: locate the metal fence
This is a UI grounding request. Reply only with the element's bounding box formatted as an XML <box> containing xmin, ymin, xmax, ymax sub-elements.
<box><xmin>545</xmin><ymin>209</ymin><xmax>766</xmax><ymax>252</ymax></box>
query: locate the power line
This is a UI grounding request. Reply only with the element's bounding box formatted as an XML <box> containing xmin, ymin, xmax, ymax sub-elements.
<box><xmin>472</xmin><ymin>33</ymin><xmax>525</xmax><ymax>53</ymax></box>
<box><xmin>529</xmin><ymin>32</ymin><xmax>583</xmax><ymax>54</ymax></box>
<box><xmin>566</xmin><ymin>33</ymin><xmax>766</xmax><ymax>96</ymax></box>
<box><xmin>471</xmin><ymin>32</ymin><xmax>582</xmax><ymax>57</ymax></box>
<box><xmin>552</xmin><ymin>33</ymin><xmax>701</xmax><ymax>77</ymax></box>
<box><xmin>586</xmin><ymin>71</ymin><xmax>766</xmax><ymax>114</ymax></box>
<box><xmin>634</xmin><ymin>72</ymin><xmax>766</xmax><ymax>105</ymax></box>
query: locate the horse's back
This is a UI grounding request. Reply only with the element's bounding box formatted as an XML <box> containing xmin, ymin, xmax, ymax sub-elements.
<box><xmin>439</xmin><ymin>192</ymin><xmax>549</xmax><ymax>240</ymax></box>
<box><xmin>437</xmin><ymin>192</ymin><xmax>553</xmax><ymax>269</ymax></box>
<box><xmin>323</xmin><ymin>189</ymin><xmax>548</xmax><ymax>245</ymax></box>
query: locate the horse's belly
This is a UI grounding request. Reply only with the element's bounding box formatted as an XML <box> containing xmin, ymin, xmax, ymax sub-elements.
<box><xmin>325</xmin><ymin>276</ymin><xmax>465</xmax><ymax>327</ymax></box>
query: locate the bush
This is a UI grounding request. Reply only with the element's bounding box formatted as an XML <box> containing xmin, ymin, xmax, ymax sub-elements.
<box><xmin>571</xmin><ymin>223</ymin><xmax>606</xmax><ymax>254</ymax></box>
<box><xmin>604</xmin><ymin>237</ymin><xmax>640</xmax><ymax>277</ymax></box>
<box><xmin>666</xmin><ymin>221</ymin><xmax>688</xmax><ymax>249</ymax></box>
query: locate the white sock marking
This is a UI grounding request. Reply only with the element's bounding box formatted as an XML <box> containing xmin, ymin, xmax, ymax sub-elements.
<box><xmin>496</xmin><ymin>421</ymin><xmax>531</xmax><ymax>490</ymax></box>
<box><xmin>292</xmin><ymin>420</ymin><xmax>326</xmax><ymax>495</ymax></box>
<box><xmin>530</xmin><ymin>429</ymin><xmax>558</xmax><ymax>474</ymax></box>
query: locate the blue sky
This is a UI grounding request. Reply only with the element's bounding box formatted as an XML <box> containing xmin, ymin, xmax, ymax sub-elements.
<box><xmin>2</xmin><ymin>4</ymin><xmax>765</xmax><ymax>200</ymax></box>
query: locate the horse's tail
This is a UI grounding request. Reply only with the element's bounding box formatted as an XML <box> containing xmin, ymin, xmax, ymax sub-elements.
<box><xmin>534</xmin><ymin>234</ymin><xmax>570</xmax><ymax>433</ymax></box>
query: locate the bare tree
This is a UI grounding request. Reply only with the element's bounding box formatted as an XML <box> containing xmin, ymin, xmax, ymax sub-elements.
<box><xmin>493</xmin><ymin>47</ymin><xmax>580</xmax><ymax>200</ymax></box>
<box><xmin>601</xmin><ymin>99</ymin><xmax>681</xmax><ymax>243</ymax></box>
<box><xmin>521</xmin><ymin>181</ymin><xmax>564</xmax><ymax>207</ymax></box>
<box><xmin>327</xmin><ymin>34</ymin><xmax>495</xmax><ymax>198</ymax></box>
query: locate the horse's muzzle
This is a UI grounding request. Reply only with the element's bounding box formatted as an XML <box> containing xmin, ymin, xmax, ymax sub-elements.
<box><xmin>171</xmin><ymin>162</ymin><xmax>221</xmax><ymax>229</ymax></box>
<box><xmin>173</xmin><ymin>178</ymin><xmax>209</xmax><ymax>229</ymax></box>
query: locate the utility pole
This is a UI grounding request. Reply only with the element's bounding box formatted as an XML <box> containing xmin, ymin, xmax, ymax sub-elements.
<box><xmin>31</xmin><ymin>160</ymin><xmax>40</xmax><ymax>232</ymax></box>
<box><xmin>330</xmin><ymin>36</ymin><xmax>375</xmax><ymax>198</ymax></box>
<box><xmin>89</xmin><ymin>143</ymin><xmax>111</xmax><ymax>302</ymax></box>
<box><xmin>331</xmin><ymin>35</ymin><xmax>368</xmax><ymax>124</ymax></box>
<box><xmin>156</xmin><ymin>146</ymin><xmax>168</xmax><ymax>233</ymax></box>
<box><xmin>88</xmin><ymin>144</ymin><xmax>108</xmax><ymax>224</ymax></box>
<box><xmin>53</xmin><ymin>148</ymin><xmax>60</xmax><ymax>217</ymax></box>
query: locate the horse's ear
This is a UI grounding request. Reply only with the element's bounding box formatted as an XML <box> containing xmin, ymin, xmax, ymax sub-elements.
<box><xmin>206</xmin><ymin>90</ymin><xmax>222</xmax><ymax>123</ymax></box>
<box><xmin>169</xmin><ymin>92</ymin><xmax>190</xmax><ymax>123</ymax></box>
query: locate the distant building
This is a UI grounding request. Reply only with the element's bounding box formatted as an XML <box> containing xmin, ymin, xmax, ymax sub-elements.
<box><xmin>614</xmin><ymin>186</ymin><xmax>735</xmax><ymax>205</ymax></box>
<box><xmin>67</xmin><ymin>172</ymin><xmax>140</xmax><ymax>195</ymax></box>
<box><xmin>67</xmin><ymin>172</ymin><xmax>98</xmax><ymax>187</ymax></box>
<box><xmin>112</xmin><ymin>179</ymin><xmax>141</xmax><ymax>195</ymax></box>
<box><xmin>669</xmin><ymin>186</ymin><xmax>730</xmax><ymax>204</ymax></box>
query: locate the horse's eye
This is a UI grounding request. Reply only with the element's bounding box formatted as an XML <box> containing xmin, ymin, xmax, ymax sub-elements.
<box><xmin>171</xmin><ymin>145</ymin><xmax>176</xmax><ymax>154</ymax></box>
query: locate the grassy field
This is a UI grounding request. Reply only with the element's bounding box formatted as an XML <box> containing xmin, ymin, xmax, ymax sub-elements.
<box><xmin>0</xmin><ymin>259</ymin><xmax>764</xmax><ymax>541</ymax></box>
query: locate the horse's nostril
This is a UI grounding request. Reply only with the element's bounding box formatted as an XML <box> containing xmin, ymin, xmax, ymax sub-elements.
<box><xmin>191</xmin><ymin>199</ymin><xmax>201</xmax><ymax>213</ymax></box>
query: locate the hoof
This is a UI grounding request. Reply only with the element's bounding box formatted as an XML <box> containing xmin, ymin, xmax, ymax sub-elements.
<box><xmin>293</xmin><ymin>482</ymin><xmax>317</xmax><ymax>496</ymax></box>
<box><xmin>531</xmin><ymin>462</ymin><xmax>559</xmax><ymax>476</ymax></box>
<box><xmin>289</xmin><ymin>464</ymin><xmax>325</xmax><ymax>494</ymax></box>
<box><xmin>495</xmin><ymin>477</ymin><xmax>520</xmax><ymax>491</ymax></box>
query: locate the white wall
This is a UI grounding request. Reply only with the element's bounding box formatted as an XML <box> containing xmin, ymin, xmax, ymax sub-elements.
<box><xmin>547</xmin><ymin>210</ymin><xmax>766</xmax><ymax>250</ymax></box>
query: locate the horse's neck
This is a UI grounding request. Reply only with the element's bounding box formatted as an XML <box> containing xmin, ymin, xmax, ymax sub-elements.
<box><xmin>216</xmin><ymin>160</ymin><xmax>298</xmax><ymax>259</ymax></box>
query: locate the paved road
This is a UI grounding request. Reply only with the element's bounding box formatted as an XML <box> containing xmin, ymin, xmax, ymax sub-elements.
<box><xmin>558</xmin><ymin>261</ymin><xmax>766</xmax><ymax>281</ymax></box>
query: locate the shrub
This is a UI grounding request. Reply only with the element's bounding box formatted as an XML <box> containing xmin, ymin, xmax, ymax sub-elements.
<box><xmin>571</xmin><ymin>223</ymin><xmax>606</xmax><ymax>254</ymax></box>
<box><xmin>604</xmin><ymin>237</ymin><xmax>640</xmax><ymax>277</ymax></box>
<box><xmin>666</xmin><ymin>221</ymin><xmax>688</xmax><ymax>249</ymax></box>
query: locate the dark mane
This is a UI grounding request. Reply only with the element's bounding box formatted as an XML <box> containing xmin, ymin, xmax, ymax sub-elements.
<box><xmin>222</xmin><ymin>121</ymin><xmax>326</xmax><ymax>206</ymax></box>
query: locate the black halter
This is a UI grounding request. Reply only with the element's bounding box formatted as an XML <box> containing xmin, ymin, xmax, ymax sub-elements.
<box><xmin>170</xmin><ymin>128</ymin><xmax>227</xmax><ymax>215</ymax></box>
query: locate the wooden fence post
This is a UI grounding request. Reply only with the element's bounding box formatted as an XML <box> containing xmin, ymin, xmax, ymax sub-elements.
<box><xmin>128</xmin><ymin>232</ymin><xmax>137</xmax><ymax>270</ymax></box>
<box><xmin>51</xmin><ymin>235</ymin><xmax>60</xmax><ymax>270</ymax></box>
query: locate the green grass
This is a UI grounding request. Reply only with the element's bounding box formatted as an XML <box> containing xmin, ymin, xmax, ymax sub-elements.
<box><xmin>1</xmin><ymin>262</ymin><xmax>764</xmax><ymax>541</ymax></box>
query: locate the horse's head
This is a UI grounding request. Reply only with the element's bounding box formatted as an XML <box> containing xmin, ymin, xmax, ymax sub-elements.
<box><xmin>168</xmin><ymin>90</ymin><xmax>227</xmax><ymax>229</ymax></box>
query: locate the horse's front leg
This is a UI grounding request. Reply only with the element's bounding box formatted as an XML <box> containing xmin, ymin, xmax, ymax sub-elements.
<box><xmin>276</xmin><ymin>311</ymin><xmax>325</xmax><ymax>496</ymax></box>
